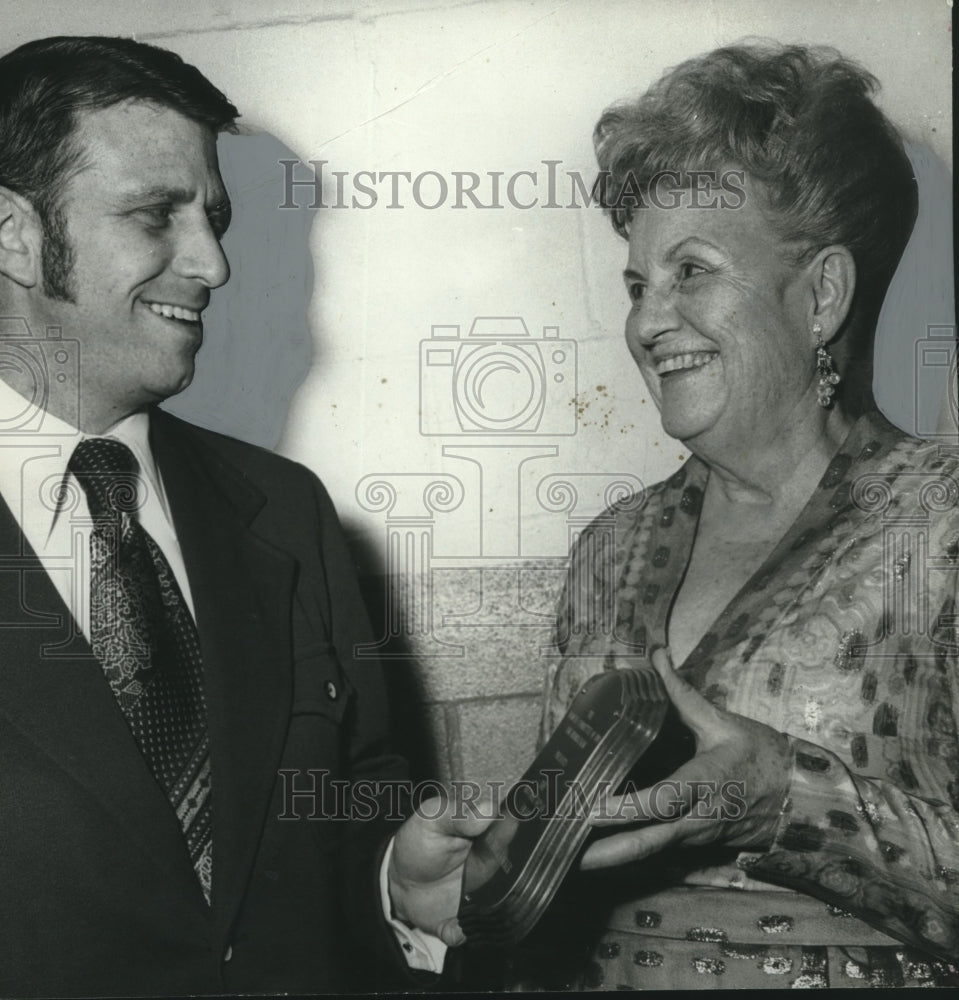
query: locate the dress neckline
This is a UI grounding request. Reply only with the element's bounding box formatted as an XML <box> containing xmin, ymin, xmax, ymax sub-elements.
<box><xmin>632</xmin><ymin>410</ymin><xmax>907</xmax><ymax>683</ymax></box>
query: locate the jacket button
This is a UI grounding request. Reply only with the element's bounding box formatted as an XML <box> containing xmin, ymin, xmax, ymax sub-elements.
<box><xmin>223</xmin><ymin>945</ymin><xmax>233</xmax><ymax>963</ymax></box>
<box><xmin>325</xmin><ymin>681</ymin><xmax>338</xmax><ymax>701</ymax></box>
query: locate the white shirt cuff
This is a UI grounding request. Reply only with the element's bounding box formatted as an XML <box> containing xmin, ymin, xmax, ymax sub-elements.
<box><xmin>380</xmin><ymin>836</ymin><xmax>448</xmax><ymax>973</ymax></box>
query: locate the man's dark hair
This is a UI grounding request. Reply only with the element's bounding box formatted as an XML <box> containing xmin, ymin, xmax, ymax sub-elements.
<box><xmin>0</xmin><ymin>35</ymin><xmax>239</xmax><ymax>299</ymax></box>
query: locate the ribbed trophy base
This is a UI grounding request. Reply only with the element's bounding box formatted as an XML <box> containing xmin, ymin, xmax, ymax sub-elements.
<box><xmin>459</xmin><ymin>666</ymin><xmax>690</xmax><ymax>947</ymax></box>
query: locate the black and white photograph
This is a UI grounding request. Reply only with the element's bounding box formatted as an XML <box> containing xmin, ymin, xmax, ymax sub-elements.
<box><xmin>0</xmin><ymin>0</ymin><xmax>955</xmax><ymax>994</ymax></box>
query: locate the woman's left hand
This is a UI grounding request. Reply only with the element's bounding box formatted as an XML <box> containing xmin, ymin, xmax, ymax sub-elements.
<box><xmin>581</xmin><ymin>647</ymin><xmax>792</xmax><ymax>870</ymax></box>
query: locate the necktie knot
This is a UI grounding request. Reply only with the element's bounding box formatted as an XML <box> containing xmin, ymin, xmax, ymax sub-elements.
<box><xmin>68</xmin><ymin>437</ymin><xmax>143</xmax><ymax>521</ymax></box>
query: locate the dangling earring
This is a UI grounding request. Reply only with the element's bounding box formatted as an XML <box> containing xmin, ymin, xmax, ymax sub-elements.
<box><xmin>813</xmin><ymin>323</ymin><xmax>840</xmax><ymax>407</ymax></box>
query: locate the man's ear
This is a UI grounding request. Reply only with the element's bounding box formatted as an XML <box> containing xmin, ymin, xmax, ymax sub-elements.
<box><xmin>0</xmin><ymin>187</ymin><xmax>42</xmax><ymax>288</ymax></box>
<box><xmin>807</xmin><ymin>245</ymin><xmax>856</xmax><ymax>344</ymax></box>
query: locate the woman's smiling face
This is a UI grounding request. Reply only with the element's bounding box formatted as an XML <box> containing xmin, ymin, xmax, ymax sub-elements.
<box><xmin>623</xmin><ymin>177</ymin><xmax>819</xmax><ymax>452</ymax></box>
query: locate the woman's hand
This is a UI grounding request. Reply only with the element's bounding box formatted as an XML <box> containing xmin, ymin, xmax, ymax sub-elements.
<box><xmin>581</xmin><ymin>647</ymin><xmax>792</xmax><ymax>870</ymax></box>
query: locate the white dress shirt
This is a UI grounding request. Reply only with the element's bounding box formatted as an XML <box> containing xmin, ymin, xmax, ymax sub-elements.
<box><xmin>0</xmin><ymin>377</ymin><xmax>446</xmax><ymax>974</ymax></box>
<box><xmin>0</xmin><ymin>377</ymin><xmax>194</xmax><ymax>632</ymax></box>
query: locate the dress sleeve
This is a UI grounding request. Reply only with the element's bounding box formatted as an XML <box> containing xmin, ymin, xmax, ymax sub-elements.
<box><xmin>745</xmin><ymin>616</ymin><xmax>959</xmax><ymax>962</ymax></box>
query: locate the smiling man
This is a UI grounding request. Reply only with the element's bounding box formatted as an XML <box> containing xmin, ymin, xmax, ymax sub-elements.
<box><xmin>0</xmin><ymin>35</ymin><xmax>474</xmax><ymax>997</ymax></box>
<box><xmin>8</xmin><ymin>99</ymin><xmax>231</xmax><ymax>429</ymax></box>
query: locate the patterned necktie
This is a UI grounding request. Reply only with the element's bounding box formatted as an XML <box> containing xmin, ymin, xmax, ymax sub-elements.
<box><xmin>68</xmin><ymin>437</ymin><xmax>213</xmax><ymax>904</ymax></box>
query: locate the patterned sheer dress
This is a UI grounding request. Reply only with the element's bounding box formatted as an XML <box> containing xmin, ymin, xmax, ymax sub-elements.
<box><xmin>513</xmin><ymin>411</ymin><xmax>959</xmax><ymax>989</ymax></box>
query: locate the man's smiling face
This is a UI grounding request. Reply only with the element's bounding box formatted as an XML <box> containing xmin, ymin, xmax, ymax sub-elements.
<box><xmin>31</xmin><ymin>99</ymin><xmax>232</xmax><ymax>429</ymax></box>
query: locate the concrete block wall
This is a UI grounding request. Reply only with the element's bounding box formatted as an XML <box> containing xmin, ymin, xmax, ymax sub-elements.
<box><xmin>364</xmin><ymin>565</ymin><xmax>565</xmax><ymax>786</ymax></box>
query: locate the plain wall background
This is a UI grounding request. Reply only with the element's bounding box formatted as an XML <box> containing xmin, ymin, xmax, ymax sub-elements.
<box><xmin>3</xmin><ymin>0</ymin><xmax>953</xmax><ymax>783</ymax></box>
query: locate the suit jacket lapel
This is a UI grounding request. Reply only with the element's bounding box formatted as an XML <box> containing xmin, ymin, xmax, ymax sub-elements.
<box><xmin>0</xmin><ymin>492</ymin><xmax>204</xmax><ymax>901</ymax></box>
<box><xmin>150</xmin><ymin>411</ymin><xmax>296</xmax><ymax>938</ymax></box>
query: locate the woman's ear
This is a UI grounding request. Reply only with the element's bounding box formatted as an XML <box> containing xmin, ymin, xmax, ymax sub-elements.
<box><xmin>0</xmin><ymin>187</ymin><xmax>42</xmax><ymax>289</ymax></box>
<box><xmin>808</xmin><ymin>245</ymin><xmax>856</xmax><ymax>343</ymax></box>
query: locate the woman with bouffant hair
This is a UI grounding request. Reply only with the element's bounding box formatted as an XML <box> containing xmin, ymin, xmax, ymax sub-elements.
<box><xmin>593</xmin><ymin>42</ymin><xmax>918</xmax><ymax>417</ymax></box>
<box><xmin>520</xmin><ymin>42</ymin><xmax>957</xmax><ymax>989</ymax></box>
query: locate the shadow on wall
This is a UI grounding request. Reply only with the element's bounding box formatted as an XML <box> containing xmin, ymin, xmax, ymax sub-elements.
<box><xmin>875</xmin><ymin>142</ymin><xmax>957</xmax><ymax>439</ymax></box>
<box><xmin>163</xmin><ymin>130</ymin><xmax>313</xmax><ymax>450</ymax></box>
<box><xmin>350</xmin><ymin>530</ymin><xmax>444</xmax><ymax>784</ymax></box>
<box><xmin>162</xmin><ymin>129</ymin><xmax>441</xmax><ymax>781</ymax></box>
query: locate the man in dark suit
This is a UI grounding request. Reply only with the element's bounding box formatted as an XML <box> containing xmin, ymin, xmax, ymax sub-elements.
<box><xmin>0</xmin><ymin>35</ymin><xmax>477</xmax><ymax>996</ymax></box>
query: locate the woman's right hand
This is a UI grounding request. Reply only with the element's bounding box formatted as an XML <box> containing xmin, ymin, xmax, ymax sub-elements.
<box><xmin>582</xmin><ymin>647</ymin><xmax>792</xmax><ymax>868</ymax></box>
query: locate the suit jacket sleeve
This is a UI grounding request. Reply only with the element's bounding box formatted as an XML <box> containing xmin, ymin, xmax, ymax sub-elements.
<box><xmin>305</xmin><ymin>472</ymin><xmax>441</xmax><ymax>988</ymax></box>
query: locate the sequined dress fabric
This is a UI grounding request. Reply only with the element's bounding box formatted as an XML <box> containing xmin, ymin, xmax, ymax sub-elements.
<box><xmin>523</xmin><ymin>412</ymin><xmax>959</xmax><ymax>989</ymax></box>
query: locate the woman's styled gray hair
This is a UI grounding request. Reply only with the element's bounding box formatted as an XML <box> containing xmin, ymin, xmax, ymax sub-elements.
<box><xmin>594</xmin><ymin>41</ymin><xmax>918</xmax><ymax>364</ymax></box>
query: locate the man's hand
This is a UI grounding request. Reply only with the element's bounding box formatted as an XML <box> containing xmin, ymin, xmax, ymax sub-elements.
<box><xmin>581</xmin><ymin>647</ymin><xmax>792</xmax><ymax>870</ymax></box>
<box><xmin>388</xmin><ymin>795</ymin><xmax>495</xmax><ymax>947</ymax></box>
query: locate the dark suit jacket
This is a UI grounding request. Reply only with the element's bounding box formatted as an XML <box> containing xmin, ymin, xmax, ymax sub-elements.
<box><xmin>0</xmin><ymin>408</ymin><xmax>419</xmax><ymax>996</ymax></box>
